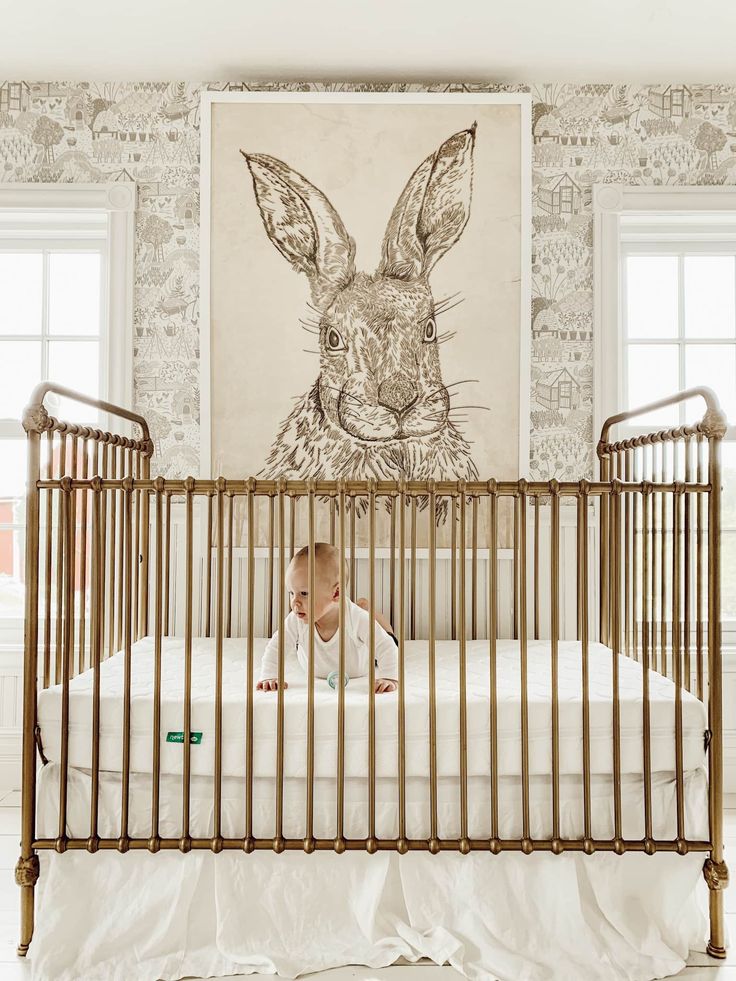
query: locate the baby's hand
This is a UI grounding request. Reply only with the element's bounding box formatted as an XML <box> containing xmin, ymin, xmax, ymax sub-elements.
<box><xmin>375</xmin><ymin>678</ymin><xmax>398</xmax><ymax>694</ymax></box>
<box><xmin>257</xmin><ymin>678</ymin><xmax>288</xmax><ymax>691</ymax></box>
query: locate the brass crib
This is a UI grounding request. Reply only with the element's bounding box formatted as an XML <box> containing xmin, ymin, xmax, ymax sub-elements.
<box><xmin>15</xmin><ymin>382</ymin><xmax>730</xmax><ymax>960</ymax></box>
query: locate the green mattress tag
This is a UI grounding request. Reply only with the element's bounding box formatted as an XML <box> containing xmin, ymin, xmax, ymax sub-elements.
<box><xmin>166</xmin><ymin>731</ymin><xmax>203</xmax><ymax>744</ymax></box>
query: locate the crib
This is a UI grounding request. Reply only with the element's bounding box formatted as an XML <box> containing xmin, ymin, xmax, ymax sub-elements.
<box><xmin>15</xmin><ymin>381</ymin><xmax>730</xmax><ymax>975</ymax></box>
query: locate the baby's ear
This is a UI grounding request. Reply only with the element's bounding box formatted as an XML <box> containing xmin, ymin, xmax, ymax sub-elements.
<box><xmin>378</xmin><ymin>126</ymin><xmax>475</xmax><ymax>281</ymax></box>
<box><xmin>242</xmin><ymin>151</ymin><xmax>356</xmax><ymax>308</ymax></box>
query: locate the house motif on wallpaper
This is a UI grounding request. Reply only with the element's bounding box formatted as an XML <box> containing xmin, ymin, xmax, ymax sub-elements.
<box><xmin>0</xmin><ymin>81</ymin><xmax>30</xmax><ymax>113</ymax></box>
<box><xmin>535</xmin><ymin>368</ymin><xmax>581</xmax><ymax>411</ymax></box>
<box><xmin>649</xmin><ymin>85</ymin><xmax>692</xmax><ymax>119</ymax></box>
<box><xmin>537</xmin><ymin>173</ymin><xmax>582</xmax><ymax>215</ymax></box>
<box><xmin>66</xmin><ymin>91</ymin><xmax>91</xmax><ymax>129</ymax></box>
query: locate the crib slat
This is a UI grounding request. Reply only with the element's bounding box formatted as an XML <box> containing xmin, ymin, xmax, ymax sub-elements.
<box><xmin>660</xmin><ymin>443</ymin><xmax>668</xmax><ymax>679</ymax></box>
<box><xmin>488</xmin><ymin>486</ymin><xmax>499</xmax><ymax>846</ymax></box>
<box><xmin>458</xmin><ymin>484</ymin><xmax>469</xmax><ymax>851</ymax></box>
<box><xmin>410</xmin><ymin>495</ymin><xmax>417</xmax><ymax>641</ymax></box>
<box><xmin>245</xmin><ymin>481</ymin><xmax>255</xmax><ymax>848</ymax></box>
<box><xmin>550</xmin><ymin>482</ymin><xmax>560</xmax><ymax>847</ymax></box>
<box><xmin>611</xmin><ymin>481</ymin><xmax>623</xmax><ymax>849</ymax></box>
<box><xmin>55</xmin><ymin>433</ymin><xmax>67</xmax><ymax>685</ymax></box>
<box><xmin>89</xmin><ymin>475</ymin><xmax>102</xmax><ymax>848</ymax></box>
<box><xmin>518</xmin><ymin>485</ymin><xmax>530</xmax><ymax>849</ymax></box>
<box><xmin>226</xmin><ymin>491</ymin><xmax>234</xmax><ymax>640</ymax></box>
<box><xmin>304</xmin><ymin>484</ymin><xmax>316</xmax><ymax>851</ymax></box>
<box><xmin>57</xmin><ymin>481</ymin><xmax>73</xmax><ymax>847</ymax></box>
<box><xmin>132</xmin><ymin>451</ymin><xmax>140</xmax><ymax>647</ymax></box>
<box><xmin>205</xmin><ymin>492</ymin><xmax>213</xmax><ymax>637</ymax></box>
<box><xmin>151</xmin><ymin>481</ymin><xmax>163</xmax><ymax>847</ymax></box>
<box><xmin>98</xmin><ymin>445</ymin><xmax>108</xmax><ymax>663</ymax></box>
<box><xmin>673</xmin><ymin>476</ymin><xmax>685</xmax><ymax>845</ymax></box>
<box><xmin>684</xmin><ymin>436</ymin><xmax>692</xmax><ymax>692</ymax></box>
<box><xmin>181</xmin><ymin>480</ymin><xmax>194</xmax><ymax>849</ymax></box>
<box><xmin>428</xmin><ymin>482</ymin><xmax>438</xmax><ymax>851</ymax></box>
<box><xmin>651</xmin><ymin>444</ymin><xmax>659</xmax><ymax>675</ymax></box>
<box><xmin>275</xmin><ymin>483</ymin><xmax>286</xmax><ymax>850</ymax></box>
<box><xmin>163</xmin><ymin>489</ymin><xmax>172</xmax><ymax>638</ymax></box>
<box><xmin>398</xmin><ymin>483</ymin><xmax>407</xmax><ymax>851</ymax></box>
<box><xmin>336</xmin><ymin>485</ymin><xmax>347</xmax><ymax>851</ymax></box>
<box><xmin>368</xmin><ymin>482</ymin><xmax>377</xmax><ymax>848</ymax></box>
<box><xmin>42</xmin><ymin>431</ymin><xmax>53</xmax><ymax>689</ymax></box>
<box><xmin>472</xmin><ymin>495</ymin><xmax>478</xmax><ymax>641</ymax></box>
<box><xmin>120</xmin><ymin>475</ymin><xmax>134</xmax><ymax>851</ymax></box>
<box><xmin>696</xmin><ymin>435</ymin><xmax>705</xmax><ymax>700</ymax></box>
<box><xmin>578</xmin><ymin>485</ymin><xmax>592</xmax><ymax>845</ymax></box>
<box><xmin>641</xmin><ymin>477</ymin><xmax>653</xmax><ymax>848</ymax></box>
<box><xmin>114</xmin><ymin>448</ymin><xmax>124</xmax><ymax>656</ymax></box>
<box><xmin>78</xmin><ymin>435</ymin><xmax>89</xmax><ymax>674</ymax></box>
<box><xmin>214</xmin><ymin>481</ymin><xmax>226</xmax><ymax>848</ymax></box>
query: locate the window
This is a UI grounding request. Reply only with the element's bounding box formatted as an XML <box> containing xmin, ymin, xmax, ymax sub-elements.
<box><xmin>0</xmin><ymin>183</ymin><xmax>135</xmax><ymax>644</ymax></box>
<box><xmin>595</xmin><ymin>186</ymin><xmax>736</xmax><ymax>641</ymax></box>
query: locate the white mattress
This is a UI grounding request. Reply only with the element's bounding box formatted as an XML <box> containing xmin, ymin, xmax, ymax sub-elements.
<box><xmin>36</xmin><ymin>636</ymin><xmax>708</xmax><ymax>781</ymax></box>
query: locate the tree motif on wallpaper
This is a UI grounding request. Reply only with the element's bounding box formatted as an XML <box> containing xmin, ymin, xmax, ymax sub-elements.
<box><xmin>241</xmin><ymin>126</ymin><xmax>481</xmax><ymax>486</ymax></box>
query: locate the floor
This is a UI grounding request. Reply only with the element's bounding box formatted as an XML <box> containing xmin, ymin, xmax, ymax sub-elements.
<box><xmin>0</xmin><ymin>789</ymin><xmax>733</xmax><ymax>980</ymax></box>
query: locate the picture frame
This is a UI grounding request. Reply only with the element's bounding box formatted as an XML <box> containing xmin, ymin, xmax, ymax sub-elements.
<box><xmin>200</xmin><ymin>89</ymin><xmax>532</xmax><ymax>489</ymax></box>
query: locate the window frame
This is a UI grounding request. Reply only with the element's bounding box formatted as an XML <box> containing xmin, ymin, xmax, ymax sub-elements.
<box><xmin>0</xmin><ymin>182</ymin><xmax>136</xmax><ymax>646</ymax></box>
<box><xmin>593</xmin><ymin>184</ymin><xmax>736</xmax><ymax>645</ymax></box>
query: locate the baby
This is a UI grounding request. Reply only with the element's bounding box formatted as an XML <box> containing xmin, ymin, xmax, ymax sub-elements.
<box><xmin>257</xmin><ymin>542</ymin><xmax>399</xmax><ymax>693</ymax></box>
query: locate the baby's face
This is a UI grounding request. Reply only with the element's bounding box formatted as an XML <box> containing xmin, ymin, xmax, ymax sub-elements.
<box><xmin>286</xmin><ymin>558</ymin><xmax>337</xmax><ymax>623</ymax></box>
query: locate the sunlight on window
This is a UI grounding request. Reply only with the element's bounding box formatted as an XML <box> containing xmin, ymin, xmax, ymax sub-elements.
<box><xmin>0</xmin><ymin>253</ymin><xmax>43</xmax><ymax>336</ymax></box>
<box><xmin>627</xmin><ymin>344</ymin><xmax>679</xmax><ymax>424</ymax></box>
<box><xmin>684</xmin><ymin>255</ymin><xmax>735</xmax><ymax>340</ymax></box>
<box><xmin>626</xmin><ymin>256</ymin><xmax>678</xmax><ymax>339</ymax></box>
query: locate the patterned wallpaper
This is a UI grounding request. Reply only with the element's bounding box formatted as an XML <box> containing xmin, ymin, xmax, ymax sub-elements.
<box><xmin>1</xmin><ymin>80</ymin><xmax>735</xmax><ymax>480</ymax></box>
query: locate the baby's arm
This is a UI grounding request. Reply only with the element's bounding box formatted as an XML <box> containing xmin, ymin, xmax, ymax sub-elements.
<box><xmin>257</xmin><ymin>615</ymin><xmax>297</xmax><ymax>691</ymax></box>
<box><xmin>371</xmin><ymin>618</ymin><xmax>399</xmax><ymax>694</ymax></box>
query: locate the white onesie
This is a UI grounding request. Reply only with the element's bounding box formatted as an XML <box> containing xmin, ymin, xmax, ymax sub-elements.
<box><xmin>258</xmin><ymin>599</ymin><xmax>398</xmax><ymax>682</ymax></box>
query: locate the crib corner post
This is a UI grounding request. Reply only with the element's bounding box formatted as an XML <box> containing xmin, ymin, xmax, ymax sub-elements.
<box><xmin>18</xmin><ymin>406</ymin><xmax>44</xmax><ymax>956</ymax></box>
<box><xmin>703</xmin><ymin>857</ymin><xmax>729</xmax><ymax>959</ymax></box>
<box><xmin>15</xmin><ymin>854</ymin><xmax>40</xmax><ymax>956</ymax></box>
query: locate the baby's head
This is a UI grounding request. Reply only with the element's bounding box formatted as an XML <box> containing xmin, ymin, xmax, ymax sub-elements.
<box><xmin>286</xmin><ymin>542</ymin><xmax>347</xmax><ymax>622</ymax></box>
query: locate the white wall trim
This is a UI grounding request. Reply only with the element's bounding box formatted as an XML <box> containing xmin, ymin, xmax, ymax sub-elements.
<box><xmin>199</xmin><ymin>90</ymin><xmax>533</xmax><ymax>480</ymax></box>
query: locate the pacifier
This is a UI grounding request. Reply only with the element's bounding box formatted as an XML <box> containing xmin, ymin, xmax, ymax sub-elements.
<box><xmin>327</xmin><ymin>670</ymin><xmax>349</xmax><ymax>690</ymax></box>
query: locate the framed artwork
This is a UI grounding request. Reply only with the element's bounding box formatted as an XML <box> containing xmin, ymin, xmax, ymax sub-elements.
<box><xmin>201</xmin><ymin>91</ymin><xmax>531</xmax><ymax>502</ymax></box>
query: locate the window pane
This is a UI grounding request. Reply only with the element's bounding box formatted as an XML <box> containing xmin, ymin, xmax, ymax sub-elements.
<box><xmin>626</xmin><ymin>256</ymin><xmax>678</xmax><ymax>339</ymax></box>
<box><xmin>0</xmin><ymin>440</ymin><xmax>26</xmax><ymax>618</ymax></box>
<box><xmin>0</xmin><ymin>253</ymin><xmax>43</xmax><ymax>336</ymax></box>
<box><xmin>626</xmin><ymin>344</ymin><xmax>679</xmax><ymax>424</ymax></box>
<box><xmin>47</xmin><ymin>340</ymin><xmax>100</xmax><ymax>424</ymax></box>
<box><xmin>684</xmin><ymin>255</ymin><xmax>735</xmax><ymax>339</ymax></box>
<box><xmin>685</xmin><ymin>344</ymin><xmax>736</xmax><ymax>423</ymax></box>
<box><xmin>48</xmin><ymin>252</ymin><xmax>102</xmax><ymax>337</ymax></box>
<box><xmin>0</xmin><ymin>340</ymin><xmax>42</xmax><ymax>419</ymax></box>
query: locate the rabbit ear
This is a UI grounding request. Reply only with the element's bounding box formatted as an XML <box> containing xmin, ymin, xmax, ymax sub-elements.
<box><xmin>378</xmin><ymin>126</ymin><xmax>475</xmax><ymax>280</ymax></box>
<box><xmin>242</xmin><ymin>151</ymin><xmax>356</xmax><ymax>308</ymax></box>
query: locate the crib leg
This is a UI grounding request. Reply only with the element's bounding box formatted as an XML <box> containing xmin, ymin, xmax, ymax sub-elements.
<box><xmin>15</xmin><ymin>853</ymin><xmax>39</xmax><ymax>956</ymax></box>
<box><xmin>704</xmin><ymin>857</ymin><xmax>729</xmax><ymax>959</ymax></box>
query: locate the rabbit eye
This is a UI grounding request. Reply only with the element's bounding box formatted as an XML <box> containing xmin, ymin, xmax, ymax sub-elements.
<box><xmin>325</xmin><ymin>327</ymin><xmax>345</xmax><ymax>352</ymax></box>
<box><xmin>423</xmin><ymin>317</ymin><xmax>437</xmax><ymax>343</ymax></box>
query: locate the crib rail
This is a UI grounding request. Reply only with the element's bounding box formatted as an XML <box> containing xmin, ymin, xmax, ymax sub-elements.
<box><xmin>16</xmin><ymin>384</ymin><xmax>729</xmax><ymax>961</ymax></box>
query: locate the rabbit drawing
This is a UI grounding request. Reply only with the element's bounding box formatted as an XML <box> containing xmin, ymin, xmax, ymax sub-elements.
<box><xmin>241</xmin><ymin>125</ymin><xmax>480</xmax><ymax>485</ymax></box>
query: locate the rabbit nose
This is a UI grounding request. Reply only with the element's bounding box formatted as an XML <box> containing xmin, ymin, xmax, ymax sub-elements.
<box><xmin>378</xmin><ymin>376</ymin><xmax>418</xmax><ymax>414</ymax></box>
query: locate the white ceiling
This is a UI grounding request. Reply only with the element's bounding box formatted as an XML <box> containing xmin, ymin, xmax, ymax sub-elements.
<box><xmin>2</xmin><ymin>0</ymin><xmax>735</xmax><ymax>84</ymax></box>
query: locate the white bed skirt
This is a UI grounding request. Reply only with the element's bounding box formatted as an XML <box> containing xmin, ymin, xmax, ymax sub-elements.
<box><xmin>29</xmin><ymin>764</ymin><xmax>711</xmax><ymax>981</ymax></box>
